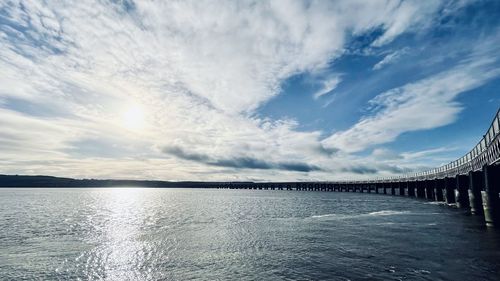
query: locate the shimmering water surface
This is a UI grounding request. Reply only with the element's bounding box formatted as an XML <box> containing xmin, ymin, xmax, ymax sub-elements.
<box><xmin>1</xmin><ymin>188</ymin><xmax>500</xmax><ymax>281</ymax></box>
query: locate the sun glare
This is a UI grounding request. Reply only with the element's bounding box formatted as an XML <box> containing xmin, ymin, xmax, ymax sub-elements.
<box><xmin>122</xmin><ymin>105</ymin><xmax>145</xmax><ymax>131</ymax></box>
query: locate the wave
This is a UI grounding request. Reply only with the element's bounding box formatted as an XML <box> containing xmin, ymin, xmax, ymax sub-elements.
<box><xmin>424</xmin><ymin>201</ymin><xmax>447</xmax><ymax>205</ymax></box>
<box><xmin>311</xmin><ymin>214</ymin><xmax>339</xmax><ymax>218</ymax></box>
<box><xmin>367</xmin><ymin>210</ymin><xmax>410</xmax><ymax>216</ymax></box>
<box><xmin>309</xmin><ymin>210</ymin><xmax>409</xmax><ymax>220</ymax></box>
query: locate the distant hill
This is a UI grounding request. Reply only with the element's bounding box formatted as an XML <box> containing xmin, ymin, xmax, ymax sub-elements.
<box><xmin>0</xmin><ymin>175</ymin><xmax>249</xmax><ymax>188</ymax></box>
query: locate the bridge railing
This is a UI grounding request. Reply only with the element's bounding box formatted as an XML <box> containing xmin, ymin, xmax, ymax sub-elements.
<box><xmin>343</xmin><ymin>108</ymin><xmax>500</xmax><ymax>184</ymax></box>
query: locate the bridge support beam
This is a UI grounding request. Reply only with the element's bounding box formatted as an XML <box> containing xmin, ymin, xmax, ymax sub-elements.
<box><xmin>434</xmin><ymin>179</ymin><xmax>444</xmax><ymax>201</ymax></box>
<box><xmin>455</xmin><ymin>175</ymin><xmax>471</xmax><ymax>212</ymax></box>
<box><xmin>425</xmin><ymin>180</ymin><xmax>434</xmax><ymax>200</ymax></box>
<box><xmin>415</xmin><ymin>182</ymin><xmax>420</xmax><ymax>198</ymax></box>
<box><xmin>468</xmin><ymin>171</ymin><xmax>484</xmax><ymax>216</ymax></box>
<box><xmin>444</xmin><ymin>177</ymin><xmax>456</xmax><ymax>205</ymax></box>
<box><xmin>408</xmin><ymin>181</ymin><xmax>416</xmax><ymax>197</ymax></box>
<box><xmin>391</xmin><ymin>182</ymin><xmax>396</xmax><ymax>195</ymax></box>
<box><xmin>398</xmin><ymin>182</ymin><xmax>405</xmax><ymax>196</ymax></box>
<box><xmin>482</xmin><ymin>165</ymin><xmax>500</xmax><ymax>227</ymax></box>
<box><xmin>416</xmin><ymin>181</ymin><xmax>426</xmax><ymax>199</ymax></box>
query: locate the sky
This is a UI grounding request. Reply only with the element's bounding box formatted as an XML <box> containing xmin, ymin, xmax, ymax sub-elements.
<box><xmin>0</xmin><ymin>0</ymin><xmax>499</xmax><ymax>182</ymax></box>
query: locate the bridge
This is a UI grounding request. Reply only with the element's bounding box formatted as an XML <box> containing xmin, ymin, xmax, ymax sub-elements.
<box><xmin>219</xmin><ymin>108</ymin><xmax>500</xmax><ymax>227</ymax></box>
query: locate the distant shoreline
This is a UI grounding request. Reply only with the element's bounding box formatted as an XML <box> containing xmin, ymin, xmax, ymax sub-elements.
<box><xmin>0</xmin><ymin>174</ymin><xmax>250</xmax><ymax>188</ymax></box>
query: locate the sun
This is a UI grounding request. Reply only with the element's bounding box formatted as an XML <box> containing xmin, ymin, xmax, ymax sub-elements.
<box><xmin>122</xmin><ymin>104</ymin><xmax>145</xmax><ymax>131</ymax></box>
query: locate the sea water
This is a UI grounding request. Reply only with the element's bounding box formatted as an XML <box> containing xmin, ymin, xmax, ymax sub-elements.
<box><xmin>1</xmin><ymin>188</ymin><xmax>499</xmax><ymax>280</ymax></box>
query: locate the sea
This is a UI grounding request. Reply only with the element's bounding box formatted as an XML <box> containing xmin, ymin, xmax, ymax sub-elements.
<box><xmin>1</xmin><ymin>188</ymin><xmax>499</xmax><ymax>281</ymax></box>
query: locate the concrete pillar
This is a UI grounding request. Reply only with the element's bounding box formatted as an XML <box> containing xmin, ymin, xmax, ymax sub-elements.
<box><xmin>424</xmin><ymin>180</ymin><xmax>434</xmax><ymax>200</ymax></box>
<box><xmin>444</xmin><ymin>177</ymin><xmax>456</xmax><ymax>205</ymax></box>
<box><xmin>383</xmin><ymin>183</ymin><xmax>387</xmax><ymax>195</ymax></box>
<box><xmin>455</xmin><ymin>175</ymin><xmax>470</xmax><ymax>212</ymax></box>
<box><xmin>408</xmin><ymin>181</ymin><xmax>416</xmax><ymax>197</ymax></box>
<box><xmin>468</xmin><ymin>171</ymin><xmax>484</xmax><ymax>216</ymax></box>
<box><xmin>433</xmin><ymin>179</ymin><xmax>444</xmax><ymax>201</ymax></box>
<box><xmin>434</xmin><ymin>179</ymin><xmax>444</xmax><ymax>202</ymax></box>
<box><xmin>390</xmin><ymin>182</ymin><xmax>395</xmax><ymax>195</ymax></box>
<box><xmin>416</xmin><ymin>181</ymin><xmax>426</xmax><ymax>198</ymax></box>
<box><xmin>482</xmin><ymin>165</ymin><xmax>500</xmax><ymax>227</ymax></box>
<box><xmin>413</xmin><ymin>181</ymin><xmax>420</xmax><ymax>198</ymax></box>
<box><xmin>398</xmin><ymin>182</ymin><xmax>405</xmax><ymax>196</ymax></box>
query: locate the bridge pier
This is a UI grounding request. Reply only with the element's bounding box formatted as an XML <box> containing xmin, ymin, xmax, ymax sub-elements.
<box><xmin>416</xmin><ymin>181</ymin><xmax>426</xmax><ymax>199</ymax></box>
<box><xmin>390</xmin><ymin>182</ymin><xmax>396</xmax><ymax>195</ymax></box>
<box><xmin>482</xmin><ymin>165</ymin><xmax>500</xmax><ymax>227</ymax></box>
<box><xmin>455</xmin><ymin>175</ymin><xmax>471</xmax><ymax>212</ymax></box>
<box><xmin>425</xmin><ymin>180</ymin><xmax>434</xmax><ymax>200</ymax></box>
<box><xmin>398</xmin><ymin>182</ymin><xmax>405</xmax><ymax>196</ymax></box>
<box><xmin>468</xmin><ymin>171</ymin><xmax>484</xmax><ymax>216</ymax></box>
<box><xmin>444</xmin><ymin>177</ymin><xmax>456</xmax><ymax>205</ymax></box>
<box><xmin>407</xmin><ymin>181</ymin><xmax>416</xmax><ymax>197</ymax></box>
<box><xmin>434</xmin><ymin>179</ymin><xmax>444</xmax><ymax>201</ymax></box>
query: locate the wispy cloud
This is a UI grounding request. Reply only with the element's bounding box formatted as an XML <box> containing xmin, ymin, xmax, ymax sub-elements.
<box><xmin>372</xmin><ymin>48</ymin><xmax>409</xmax><ymax>70</ymax></box>
<box><xmin>313</xmin><ymin>75</ymin><xmax>342</xmax><ymax>100</ymax></box>
<box><xmin>322</xmin><ymin>35</ymin><xmax>500</xmax><ymax>153</ymax></box>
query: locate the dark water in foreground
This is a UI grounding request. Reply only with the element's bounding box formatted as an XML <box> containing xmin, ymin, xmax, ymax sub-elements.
<box><xmin>1</xmin><ymin>188</ymin><xmax>500</xmax><ymax>281</ymax></box>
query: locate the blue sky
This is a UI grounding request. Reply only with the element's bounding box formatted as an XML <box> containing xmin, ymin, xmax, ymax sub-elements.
<box><xmin>0</xmin><ymin>0</ymin><xmax>499</xmax><ymax>181</ymax></box>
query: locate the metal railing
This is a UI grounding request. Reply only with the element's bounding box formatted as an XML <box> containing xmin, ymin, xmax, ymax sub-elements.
<box><xmin>346</xmin><ymin>108</ymin><xmax>500</xmax><ymax>184</ymax></box>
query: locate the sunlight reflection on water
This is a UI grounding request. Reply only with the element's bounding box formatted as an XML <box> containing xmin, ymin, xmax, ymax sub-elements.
<box><xmin>1</xmin><ymin>188</ymin><xmax>500</xmax><ymax>281</ymax></box>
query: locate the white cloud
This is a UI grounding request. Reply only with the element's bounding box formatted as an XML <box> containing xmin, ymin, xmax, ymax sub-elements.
<box><xmin>313</xmin><ymin>75</ymin><xmax>342</xmax><ymax>100</ymax></box>
<box><xmin>372</xmin><ymin>47</ymin><xmax>409</xmax><ymax>70</ymax></box>
<box><xmin>371</xmin><ymin>1</ymin><xmax>443</xmax><ymax>46</ymax></box>
<box><xmin>322</xmin><ymin>37</ymin><xmax>500</xmax><ymax>153</ymax></box>
<box><xmin>0</xmin><ymin>0</ymin><xmax>469</xmax><ymax>180</ymax></box>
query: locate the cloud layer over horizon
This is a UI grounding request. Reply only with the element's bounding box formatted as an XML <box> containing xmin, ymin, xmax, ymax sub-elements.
<box><xmin>0</xmin><ymin>0</ymin><xmax>499</xmax><ymax>181</ymax></box>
